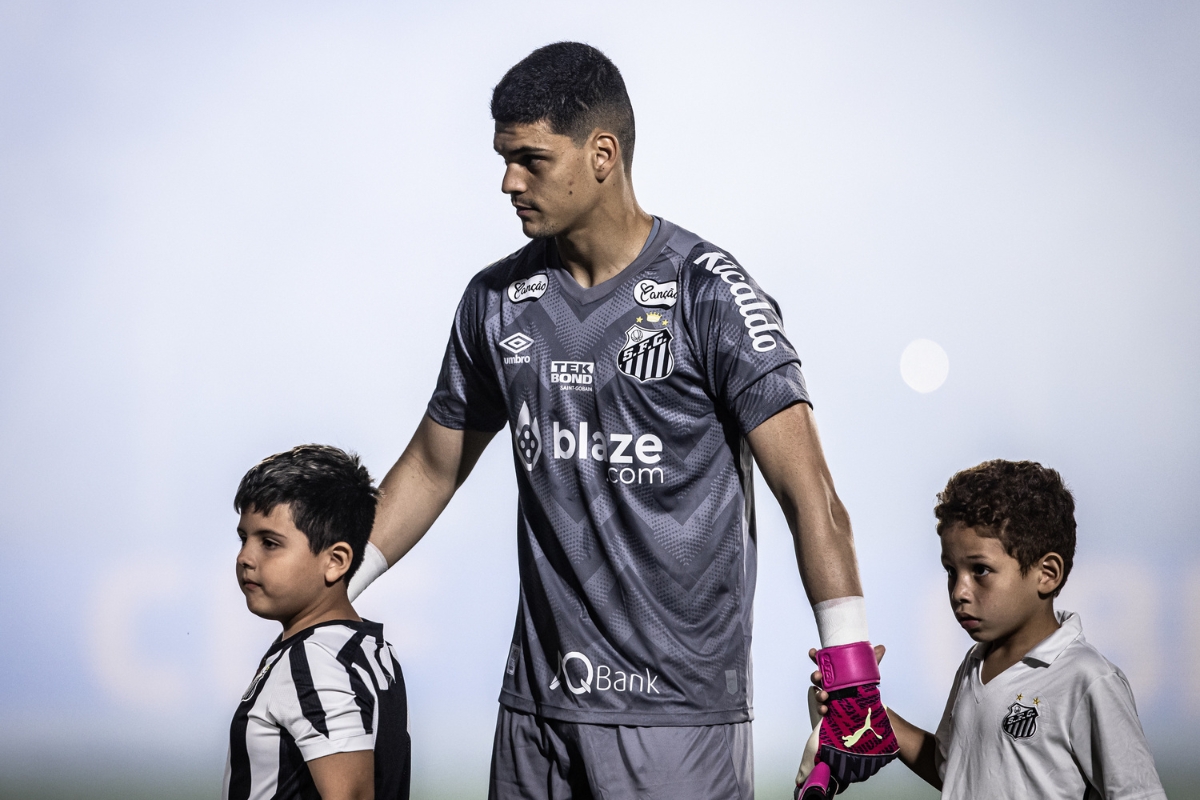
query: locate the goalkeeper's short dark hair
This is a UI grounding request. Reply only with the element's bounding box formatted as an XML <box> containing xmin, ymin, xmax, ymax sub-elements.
<box><xmin>491</xmin><ymin>42</ymin><xmax>636</xmax><ymax>171</ymax></box>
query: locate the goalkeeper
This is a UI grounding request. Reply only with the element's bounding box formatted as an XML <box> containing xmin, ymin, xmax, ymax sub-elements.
<box><xmin>349</xmin><ymin>41</ymin><xmax>896</xmax><ymax>799</ymax></box>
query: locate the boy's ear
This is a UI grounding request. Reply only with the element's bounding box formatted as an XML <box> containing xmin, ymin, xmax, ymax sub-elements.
<box><xmin>323</xmin><ymin>542</ymin><xmax>355</xmax><ymax>586</ymax></box>
<box><xmin>1036</xmin><ymin>552</ymin><xmax>1065</xmax><ymax>597</ymax></box>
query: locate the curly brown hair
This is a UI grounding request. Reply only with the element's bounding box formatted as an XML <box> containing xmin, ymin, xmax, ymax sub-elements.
<box><xmin>935</xmin><ymin>460</ymin><xmax>1076</xmax><ymax>594</ymax></box>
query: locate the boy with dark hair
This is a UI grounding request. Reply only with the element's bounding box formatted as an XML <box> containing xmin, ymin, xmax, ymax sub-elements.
<box><xmin>349</xmin><ymin>40</ymin><xmax>896</xmax><ymax>800</ymax></box>
<box><xmin>223</xmin><ymin>445</ymin><xmax>410</xmax><ymax>800</ymax></box>
<box><xmin>808</xmin><ymin>459</ymin><xmax>1165</xmax><ymax>799</ymax></box>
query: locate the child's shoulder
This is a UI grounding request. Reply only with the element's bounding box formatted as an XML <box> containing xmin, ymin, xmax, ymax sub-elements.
<box><xmin>262</xmin><ymin>619</ymin><xmax>395</xmax><ymax>680</ymax></box>
<box><xmin>1048</xmin><ymin>616</ymin><xmax>1126</xmax><ymax>681</ymax></box>
<box><xmin>256</xmin><ymin>620</ymin><xmax>401</xmax><ymax>712</ymax></box>
<box><xmin>1053</xmin><ymin>630</ymin><xmax>1134</xmax><ymax>702</ymax></box>
<box><xmin>1029</xmin><ymin>613</ymin><xmax>1141</xmax><ymax>723</ymax></box>
<box><xmin>297</xmin><ymin>619</ymin><xmax>392</xmax><ymax>660</ymax></box>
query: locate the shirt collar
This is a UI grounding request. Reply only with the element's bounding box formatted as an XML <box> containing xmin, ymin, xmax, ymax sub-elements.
<box><xmin>1023</xmin><ymin>610</ymin><xmax>1083</xmax><ymax>666</ymax></box>
<box><xmin>965</xmin><ymin>610</ymin><xmax>1083</xmax><ymax>667</ymax></box>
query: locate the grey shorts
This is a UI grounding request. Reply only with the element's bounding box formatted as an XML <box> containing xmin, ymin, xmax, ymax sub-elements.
<box><xmin>488</xmin><ymin>706</ymin><xmax>753</xmax><ymax>800</ymax></box>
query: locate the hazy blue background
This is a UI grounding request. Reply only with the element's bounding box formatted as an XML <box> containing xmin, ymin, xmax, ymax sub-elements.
<box><xmin>2</xmin><ymin>2</ymin><xmax>1198</xmax><ymax>798</ymax></box>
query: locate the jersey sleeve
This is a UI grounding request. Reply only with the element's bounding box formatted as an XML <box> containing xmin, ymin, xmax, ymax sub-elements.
<box><xmin>426</xmin><ymin>278</ymin><xmax>508</xmax><ymax>432</ymax></box>
<box><xmin>1069</xmin><ymin>672</ymin><xmax>1166</xmax><ymax>799</ymax></box>
<box><xmin>271</xmin><ymin>641</ymin><xmax>378</xmax><ymax>761</ymax></box>
<box><xmin>684</xmin><ymin>247</ymin><xmax>810</xmax><ymax>434</ymax></box>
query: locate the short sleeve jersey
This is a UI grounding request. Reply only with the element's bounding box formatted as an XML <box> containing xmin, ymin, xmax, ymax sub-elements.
<box><xmin>935</xmin><ymin>611</ymin><xmax>1165</xmax><ymax>800</ymax></box>
<box><xmin>428</xmin><ymin>219</ymin><xmax>810</xmax><ymax>725</ymax></box>
<box><xmin>223</xmin><ymin>620</ymin><xmax>411</xmax><ymax>800</ymax></box>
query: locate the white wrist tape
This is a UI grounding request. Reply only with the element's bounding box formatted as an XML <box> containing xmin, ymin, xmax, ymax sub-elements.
<box><xmin>348</xmin><ymin>542</ymin><xmax>389</xmax><ymax>602</ymax></box>
<box><xmin>813</xmin><ymin>595</ymin><xmax>869</xmax><ymax>648</ymax></box>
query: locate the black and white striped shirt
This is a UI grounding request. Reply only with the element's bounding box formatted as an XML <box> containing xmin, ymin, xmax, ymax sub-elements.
<box><xmin>222</xmin><ymin>620</ymin><xmax>410</xmax><ymax>800</ymax></box>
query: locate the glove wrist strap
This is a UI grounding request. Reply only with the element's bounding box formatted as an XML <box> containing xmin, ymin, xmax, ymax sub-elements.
<box><xmin>816</xmin><ymin>641</ymin><xmax>879</xmax><ymax>692</ymax></box>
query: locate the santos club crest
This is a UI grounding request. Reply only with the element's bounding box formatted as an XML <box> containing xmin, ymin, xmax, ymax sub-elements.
<box><xmin>1002</xmin><ymin>701</ymin><xmax>1038</xmax><ymax>739</ymax></box>
<box><xmin>617</xmin><ymin>324</ymin><xmax>674</xmax><ymax>382</ymax></box>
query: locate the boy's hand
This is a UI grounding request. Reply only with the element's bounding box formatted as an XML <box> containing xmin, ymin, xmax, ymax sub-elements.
<box><xmin>796</xmin><ymin>642</ymin><xmax>897</xmax><ymax>799</ymax></box>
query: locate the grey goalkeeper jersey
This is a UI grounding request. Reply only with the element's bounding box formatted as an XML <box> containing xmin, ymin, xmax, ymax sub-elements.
<box><xmin>428</xmin><ymin>218</ymin><xmax>810</xmax><ymax>725</ymax></box>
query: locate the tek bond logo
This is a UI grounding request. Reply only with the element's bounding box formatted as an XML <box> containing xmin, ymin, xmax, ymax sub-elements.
<box><xmin>550</xmin><ymin>361</ymin><xmax>594</xmax><ymax>391</ymax></box>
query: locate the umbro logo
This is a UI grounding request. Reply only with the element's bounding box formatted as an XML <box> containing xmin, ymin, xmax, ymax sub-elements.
<box><xmin>499</xmin><ymin>332</ymin><xmax>533</xmax><ymax>355</ymax></box>
<box><xmin>500</xmin><ymin>332</ymin><xmax>534</xmax><ymax>365</ymax></box>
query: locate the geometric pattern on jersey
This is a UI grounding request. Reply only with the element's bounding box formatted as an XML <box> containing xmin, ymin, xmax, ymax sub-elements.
<box><xmin>222</xmin><ymin>620</ymin><xmax>410</xmax><ymax>800</ymax></box>
<box><xmin>428</xmin><ymin>218</ymin><xmax>809</xmax><ymax>726</ymax></box>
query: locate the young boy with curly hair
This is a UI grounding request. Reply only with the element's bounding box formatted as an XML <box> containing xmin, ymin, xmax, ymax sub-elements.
<box><xmin>809</xmin><ymin>459</ymin><xmax>1165</xmax><ymax>799</ymax></box>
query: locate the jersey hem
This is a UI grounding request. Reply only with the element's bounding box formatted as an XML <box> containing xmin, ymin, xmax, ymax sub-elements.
<box><xmin>426</xmin><ymin>401</ymin><xmax>507</xmax><ymax>434</ymax></box>
<box><xmin>296</xmin><ymin>732</ymin><xmax>376</xmax><ymax>761</ymax></box>
<box><xmin>499</xmin><ymin>691</ymin><xmax>753</xmax><ymax>726</ymax></box>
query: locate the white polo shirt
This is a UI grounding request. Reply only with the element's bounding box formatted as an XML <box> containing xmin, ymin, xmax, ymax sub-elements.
<box><xmin>936</xmin><ymin>611</ymin><xmax>1165</xmax><ymax>800</ymax></box>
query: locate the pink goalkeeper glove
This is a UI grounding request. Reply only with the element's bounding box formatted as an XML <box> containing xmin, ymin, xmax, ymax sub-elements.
<box><xmin>795</xmin><ymin>641</ymin><xmax>898</xmax><ymax>798</ymax></box>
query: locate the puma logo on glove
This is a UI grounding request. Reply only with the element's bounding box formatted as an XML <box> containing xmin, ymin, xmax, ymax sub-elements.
<box><xmin>840</xmin><ymin>707</ymin><xmax>882</xmax><ymax>748</ymax></box>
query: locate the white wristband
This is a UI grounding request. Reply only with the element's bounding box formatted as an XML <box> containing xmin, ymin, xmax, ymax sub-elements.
<box><xmin>348</xmin><ymin>542</ymin><xmax>389</xmax><ymax>602</ymax></box>
<box><xmin>813</xmin><ymin>595</ymin><xmax>869</xmax><ymax>648</ymax></box>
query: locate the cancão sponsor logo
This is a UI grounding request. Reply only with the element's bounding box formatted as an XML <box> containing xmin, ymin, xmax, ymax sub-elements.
<box><xmin>634</xmin><ymin>278</ymin><xmax>677</xmax><ymax>309</ymax></box>
<box><xmin>507</xmin><ymin>274</ymin><xmax>548</xmax><ymax>303</ymax></box>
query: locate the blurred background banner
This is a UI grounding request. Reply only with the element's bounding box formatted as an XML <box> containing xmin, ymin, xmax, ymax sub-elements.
<box><xmin>1</xmin><ymin>2</ymin><xmax>1197</xmax><ymax>798</ymax></box>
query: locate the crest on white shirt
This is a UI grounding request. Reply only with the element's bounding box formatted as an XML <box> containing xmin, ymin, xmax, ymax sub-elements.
<box><xmin>1001</xmin><ymin>701</ymin><xmax>1039</xmax><ymax>739</ymax></box>
<box><xmin>242</xmin><ymin>660</ymin><xmax>272</xmax><ymax>702</ymax></box>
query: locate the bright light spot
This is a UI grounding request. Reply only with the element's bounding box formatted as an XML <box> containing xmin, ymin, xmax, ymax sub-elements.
<box><xmin>900</xmin><ymin>339</ymin><xmax>949</xmax><ymax>393</ymax></box>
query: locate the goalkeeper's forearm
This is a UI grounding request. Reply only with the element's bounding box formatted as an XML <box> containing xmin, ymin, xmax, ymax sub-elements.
<box><xmin>349</xmin><ymin>414</ymin><xmax>494</xmax><ymax>600</ymax></box>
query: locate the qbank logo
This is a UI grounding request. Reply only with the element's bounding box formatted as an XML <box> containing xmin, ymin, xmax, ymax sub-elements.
<box><xmin>693</xmin><ymin>251</ymin><xmax>782</xmax><ymax>352</ymax></box>
<box><xmin>549</xmin><ymin>651</ymin><xmax>661</xmax><ymax>696</ymax></box>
